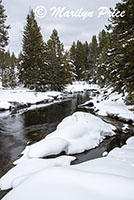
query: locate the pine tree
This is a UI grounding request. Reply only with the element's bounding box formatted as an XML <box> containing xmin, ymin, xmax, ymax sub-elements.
<box><xmin>83</xmin><ymin>41</ymin><xmax>90</xmax><ymax>81</ymax></box>
<box><xmin>62</xmin><ymin>50</ymin><xmax>74</xmax><ymax>85</ymax></box>
<box><xmin>88</xmin><ymin>35</ymin><xmax>98</xmax><ymax>83</ymax></box>
<box><xmin>107</xmin><ymin>0</ymin><xmax>134</xmax><ymax>103</ymax></box>
<box><xmin>46</xmin><ymin>29</ymin><xmax>72</xmax><ymax>91</ymax></box>
<box><xmin>96</xmin><ymin>30</ymin><xmax>110</xmax><ymax>87</ymax></box>
<box><xmin>0</xmin><ymin>0</ymin><xmax>10</xmax><ymax>86</ymax></box>
<box><xmin>9</xmin><ymin>53</ymin><xmax>18</xmax><ymax>88</ymax></box>
<box><xmin>69</xmin><ymin>41</ymin><xmax>88</xmax><ymax>81</ymax></box>
<box><xmin>0</xmin><ymin>0</ymin><xmax>10</xmax><ymax>52</ymax></box>
<box><xmin>69</xmin><ymin>42</ymin><xmax>77</xmax><ymax>80</ymax></box>
<box><xmin>20</xmin><ymin>9</ymin><xmax>47</xmax><ymax>91</ymax></box>
<box><xmin>2</xmin><ymin>51</ymin><xmax>17</xmax><ymax>88</ymax></box>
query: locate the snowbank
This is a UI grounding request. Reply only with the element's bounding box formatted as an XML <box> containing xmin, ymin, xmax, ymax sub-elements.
<box><xmin>0</xmin><ymin>88</ymin><xmax>62</xmax><ymax>112</ymax></box>
<box><xmin>1</xmin><ymin>136</ymin><xmax>134</xmax><ymax>200</ymax></box>
<box><xmin>81</xmin><ymin>89</ymin><xmax>134</xmax><ymax>122</ymax></box>
<box><xmin>13</xmin><ymin>112</ymin><xmax>115</xmax><ymax>164</ymax></box>
<box><xmin>65</xmin><ymin>81</ymin><xmax>100</xmax><ymax>93</ymax></box>
<box><xmin>95</xmin><ymin>93</ymin><xmax>134</xmax><ymax>122</ymax></box>
<box><xmin>0</xmin><ymin>82</ymin><xmax>98</xmax><ymax>114</ymax></box>
<box><xmin>0</xmin><ymin>156</ymin><xmax>76</xmax><ymax>190</ymax></box>
<box><xmin>0</xmin><ymin>82</ymin><xmax>99</xmax><ymax>114</ymax></box>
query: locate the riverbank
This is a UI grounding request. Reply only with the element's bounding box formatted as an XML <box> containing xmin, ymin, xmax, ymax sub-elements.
<box><xmin>1</xmin><ymin>82</ymin><xmax>133</xmax><ymax>125</ymax></box>
<box><xmin>0</xmin><ymin>82</ymin><xmax>99</xmax><ymax>116</ymax></box>
<box><xmin>79</xmin><ymin>87</ymin><xmax>134</xmax><ymax>124</ymax></box>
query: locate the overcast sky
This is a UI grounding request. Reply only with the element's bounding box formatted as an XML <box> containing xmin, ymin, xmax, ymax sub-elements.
<box><xmin>3</xmin><ymin>0</ymin><xmax>120</xmax><ymax>56</ymax></box>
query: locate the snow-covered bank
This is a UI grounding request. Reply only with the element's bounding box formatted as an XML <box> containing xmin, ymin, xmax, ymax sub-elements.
<box><xmin>0</xmin><ymin>82</ymin><xmax>133</xmax><ymax>123</ymax></box>
<box><xmin>1</xmin><ymin>136</ymin><xmax>134</xmax><ymax>200</ymax></box>
<box><xmin>0</xmin><ymin>88</ymin><xmax>61</xmax><ymax>111</ymax></box>
<box><xmin>13</xmin><ymin>112</ymin><xmax>115</xmax><ymax>164</ymax></box>
<box><xmin>0</xmin><ymin>82</ymin><xmax>99</xmax><ymax>116</ymax></box>
<box><xmin>0</xmin><ymin>156</ymin><xmax>76</xmax><ymax>190</ymax></box>
<box><xmin>65</xmin><ymin>81</ymin><xmax>100</xmax><ymax>93</ymax></box>
<box><xmin>80</xmin><ymin>88</ymin><xmax>134</xmax><ymax>123</ymax></box>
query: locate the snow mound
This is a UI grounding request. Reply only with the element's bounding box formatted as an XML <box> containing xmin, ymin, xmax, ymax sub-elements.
<box><xmin>14</xmin><ymin>112</ymin><xmax>115</xmax><ymax>164</ymax></box>
<box><xmin>126</xmin><ymin>136</ymin><xmax>134</xmax><ymax>145</ymax></box>
<box><xmin>1</xmin><ymin>135</ymin><xmax>134</xmax><ymax>200</ymax></box>
<box><xmin>28</xmin><ymin>138</ymin><xmax>70</xmax><ymax>158</ymax></box>
<box><xmin>0</xmin><ymin>156</ymin><xmax>76</xmax><ymax>190</ymax></box>
<box><xmin>2</xmin><ymin>167</ymin><xmax>134</xmax><ymax>200</ymax></box>
<box><xmin>46</xmin><ymin>112</ymin><xmax>116</xmax><ymax>154</ymax></box>
<box><xmin>0</xmin><ymin>101</ymin><xmax>11</xmax><ymax>110</ymax></box>
<box><xmin>2</xmin><ymin>136</ymin><xmax>134</xmax><ymax>200</ymax></box>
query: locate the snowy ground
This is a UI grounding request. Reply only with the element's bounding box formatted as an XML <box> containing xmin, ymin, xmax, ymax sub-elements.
<box><xmin>64</xmin><ymin>81</ymin><xmax>100</xmax><ymax>93</ymax></box>
<box><xmin>1</xmin><ymin>136</ymin><xmax>134</xmax><ymax>200</ymax></box>
<box><xmin>0</xmin><ymin>88</ymin><xmax>60</xmax><ymax>108</ymax></box>
<box><xmin>0</xmin><ymin>82</ymin><xmax>99</xmax><ymax>116</ymax></box>
<box><xmin>80</xmin><ymin>88</ymin><xmax>134</xmax><ymax>123</ymax></box>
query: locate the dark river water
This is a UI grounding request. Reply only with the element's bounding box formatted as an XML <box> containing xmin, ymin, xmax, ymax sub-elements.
<box><xmin>0</xmin><ymin>91</ymin><xmax>134</xmax><ymax>199</ymax></box>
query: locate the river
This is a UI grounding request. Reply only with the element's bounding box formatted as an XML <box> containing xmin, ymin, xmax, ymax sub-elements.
<box><xmin>0</xmin><ymin>91</ymin><xmax>134</xmax><ymax>199</ymax></box>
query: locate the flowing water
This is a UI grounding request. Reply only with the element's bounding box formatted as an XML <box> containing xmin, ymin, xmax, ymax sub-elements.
<box><xmin>0</xmin><ymin>93</ymin><xmax>89</xmax><ymax>176</ymax></box>
<box><xmin>0</xmin><ymin>91</ymin><xmax>134</xmax><ymax>199</ymax></box>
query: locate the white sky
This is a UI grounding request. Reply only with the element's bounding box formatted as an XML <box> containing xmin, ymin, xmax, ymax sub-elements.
<box><xmin>3</xmin><ymin>0</ymin><xmax>120</xmax><ymax>55</ymax></box>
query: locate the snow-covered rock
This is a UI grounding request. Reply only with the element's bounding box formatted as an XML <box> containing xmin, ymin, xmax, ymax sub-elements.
<box><xmin>102</xmin><ymin>151</ymin><xmax>108</xmax><ymax>157</ymax></box>
<box><xmin>45</xmin><ymin>91</ymin><xmax>62</xmax><ymax>99</ymax></box>
<box><xmin>0</xmin><ymin>101</ymin><xmax>11</xmax><ymax>110</ymax></box>
<box><xmin>46</xmin><ymin>112</ymin><xmax>115</xmax><ymax>154</ymax></box>
<box><xmin>14</xmin><ymin>112</ymin><xmax>115</xmax><ymax>164</ymax></box>
<box><xmin>122</xmin><ymin>124</ymin><xmax>129</xmax><ymax>131</ymax></box>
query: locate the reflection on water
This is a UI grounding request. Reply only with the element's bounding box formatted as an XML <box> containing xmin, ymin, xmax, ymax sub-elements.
<box><xmin>0</xmin><ymin>115</ymin><xmax>25</xmax><ymax>176</ymax></box>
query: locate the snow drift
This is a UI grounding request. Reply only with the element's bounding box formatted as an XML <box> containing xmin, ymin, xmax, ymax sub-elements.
<box><xmin>1</xmin><ymin>136</ymin><xmax>134</xmax><ymax>200</ymax></box>
<box><xmin>14</xmin><ymin>112</ymin><xmax>116</xmax><ymax>164</ymax></box>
